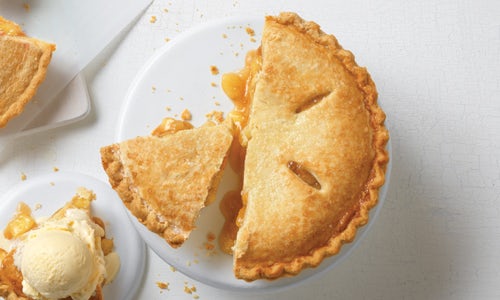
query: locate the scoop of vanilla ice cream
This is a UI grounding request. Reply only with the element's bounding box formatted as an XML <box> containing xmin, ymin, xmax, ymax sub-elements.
<box><xmin>20</xmin><ymin>230</ymin><xmax>92</xmax><ymax>299</ymax></box>
<box><xmin>14</xmin><ymin>208</ymin><xmax>107</xmax><ymax>300</ymax></box>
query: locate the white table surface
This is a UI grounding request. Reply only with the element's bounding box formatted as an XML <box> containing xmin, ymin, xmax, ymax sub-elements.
<box><xmin>1</xmin><ymin>0</ymin><xmax>499</xmax><ymax>299</ymax></box>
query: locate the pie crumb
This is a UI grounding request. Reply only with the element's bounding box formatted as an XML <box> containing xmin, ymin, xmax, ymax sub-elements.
<box><xmin>150</xmin><ymin>16</ymin><xmax>157</xmax><ymax>23</ymax></box>
<box><xmin>210</xmin><ymin>65</ymin><xmax>219</xmax><ymax>75</ymax></box>
<box><xmin>210</xmin><ymin>82</ymin><xmax>217</xmax><ymax>87</ymax></box>
<box><xmin>245</xmin><ymin>26</ymin><xmax>255</xmax><ymax>36</ymax></box>
<box><xmin>222</xmin><ymin>33</ymin><xmax>227</xmax><ymax>39</ymax></box>
<box><xmin>181</xmin><ymin>109</ymin><xmax>192</xmax><ymax>121</ymax></box>
<box><xmin>183</xmin><ymin>283</ymin><xmax>197</xmax><ymax>294</ymax></box>
<box><xmin>205</xmin><ymin>110</ymin><xmax>224</xmax><ymax>124</ymax></box>
<box><xmin>165</xmin><ymin>37</ymin><xmax>171</xmax><ymax>42</ymax></box>
<box><xmin>34</xmin><ymin>203</ymin><xmax>42</xmax><ymax>211</ymax></box>
<box><xmin>214</xmin><ymin>101</ymin><xmax>220</xmax><ymax>106</ymax></box>
<box><xmin>20</xmin><ymin>172</ymin><xmax>27</xmax><ymax>181</ymax></box>
<box><xmin>152</xmin><ymin>86</ymin><xmax>156</xmax><ymax>93</ymax></box>
<box><xmin>169</xmin><ymin>265</ymin><xmax>176</xmax><ymax>272</ymax></box>
<box><xmin>156</xmin><ymin>281</ymin><xmax>170</xmax><ymax>290</ymax></box>
<box><xmin>207</xmin><ymin>232</ymin><xmax>216</xmax><ymax>242</ymax></box>
<box><xmin>53</xmin><ymin>167</ymin><xmax>59</xmax><ymax>172</ymax></box>
<box><xmin>22</xmin><ymin>3</ymin><xmax>30</xmax><ymax>12</ymax></box>
<box><xmin>250</xmin><ymin>37</ymin><xmax>256</xmax><ymax>43</ymax></box>
<box><xmin>163</xmin><ymin>8</ymin><xmax>169</xmax><ymax>13</ymax></box>
<box><xmin>50</xmin><ymin>182</ymin><xmax>55</xmax><ymax>186</ymax></box>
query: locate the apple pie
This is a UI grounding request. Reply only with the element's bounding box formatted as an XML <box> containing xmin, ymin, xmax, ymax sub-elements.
<box><xmin>221</xmin><ymin>12</ymin><xmax>389</xmax><ymax>281</ymax></box>
<box><xmin>0</xmin><ymin>16</ymin><xmax>55</xmax><ymax>128</ymax></box>
<box><xmin>100</xmin><ymin>122</ymin><xmax>233</xmax><ymax>248</ymax></box>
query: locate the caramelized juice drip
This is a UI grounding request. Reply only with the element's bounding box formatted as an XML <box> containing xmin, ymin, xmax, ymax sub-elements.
<box><xmin>0</xmin><ymin>16</ymin><xmax>25</xmax><ymax>36</ymax></box>
<box><xmin>151</xmin><ymin>117</ymin><xmax>194</xmax><ymax>137</ymax></box>
<box><xmin>222</xmin><ymin>48</ymin><xmax>262</xmax><ymax>133</ymax></box>
<box><xmin>219</xmin><ymin>48</ymin><xmax>262</xmax><ymax>255</ymax></box>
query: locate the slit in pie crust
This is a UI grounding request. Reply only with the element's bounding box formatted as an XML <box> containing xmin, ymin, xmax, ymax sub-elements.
<box><xmin>221</xmin><ymin>12</ymin><xmax>389</xmax><ymax>281</ymax></box>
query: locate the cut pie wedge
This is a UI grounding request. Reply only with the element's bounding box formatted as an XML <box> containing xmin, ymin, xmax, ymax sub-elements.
<box><xmin>100</xmin><ymin>122</ymin><xmax>233</xmax><ymax>248</ymax></box>
<box><xmin>222</xmin><ymin>12</ymin><xmax>389</xmax><ymax>281</ymax></box>
<box><xmin>0</xmin><ymin>16</ymin><xmax>55</xmax><ymax>128</ymax></box>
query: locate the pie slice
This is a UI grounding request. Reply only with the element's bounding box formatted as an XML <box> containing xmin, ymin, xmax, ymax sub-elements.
<box><xmin>100</xmin><ymin>122</ymin><xmax>234</xmax><ymax>248</ymax></box>
<box><xmin>0</xmin><ymin>16</ymin><xmax>55</xmax><ymax>128</ymax></box>
<box><xmin>222</xmin><ymin>12</ymin><xmax>389</xmax><ymax>280</ymax></box>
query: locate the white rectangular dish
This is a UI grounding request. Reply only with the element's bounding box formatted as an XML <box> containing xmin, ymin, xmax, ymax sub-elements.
<box><xmin>0</xmin><ymin>0</ymin><xmax>152</xmax><ymax>141</ymax></box>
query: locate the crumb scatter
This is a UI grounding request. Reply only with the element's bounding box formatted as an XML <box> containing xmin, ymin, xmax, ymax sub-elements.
<box><xmin>181</xmin><ymin>109</ymin><xmax>192</xmax><ymax>121</ymax></box>
<box><xmin>210</xmin><ymin>65</ymin><xmax>219</xmax><ymax>75</ymax></box>
<box><xmin>245</xmin><ymin>27</ymin><xmax>255</xmax><ymax>36</ymax></box>
<box><xmin>156</xmin><ymin>281</ymin><xmax>170</xmax><ymax>290</ymax></box>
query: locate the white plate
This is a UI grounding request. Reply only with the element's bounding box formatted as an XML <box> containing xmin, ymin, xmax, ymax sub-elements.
<box><xmin>118</xmin><ymin>16</ymin><xmax>392</xmax><ymax>292</ymax></box>
<box><xmin>0</xmin><ymin>171</ymin><xmax>147</xmax><ymax>300</ymax></box>
<box><xmin>17</xmin><ymin>73</ymin><xmax>91</xmax><ymax>137</ymax></box>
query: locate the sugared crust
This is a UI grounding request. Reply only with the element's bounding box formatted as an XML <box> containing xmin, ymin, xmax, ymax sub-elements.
<box><xmin>100</xmin><ymin>124</ymin><xmax>234</xmax><ymax>248</ymax></box>
<box><xmin>232</xmin><ymin>12</ymin><xmax>389</xmax><ymax>280</ymax></box>
<box><xmin>0</xmin><ymin>34</ymin><xmax>55</xmax><ymax>128</ymax></box>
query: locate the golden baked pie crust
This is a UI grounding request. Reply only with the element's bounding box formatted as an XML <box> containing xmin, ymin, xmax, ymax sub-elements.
<box><xmin>100</xmin><ymin>123</ymin><xmax>233</xmax><ymax>248</ymax></box>
<box><xmin>0</xmin><ymin>17</ymin><xmax>55</xmax><ymax>128</ymax></box>
<box><xmin>230</xmin><ymin>12</ymin><xmax>389</xmax><ymax>281</ymax></box>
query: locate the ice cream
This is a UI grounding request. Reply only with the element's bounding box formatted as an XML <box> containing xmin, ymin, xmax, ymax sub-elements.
<box><xmin>20</xmin><ymin>230</ymin><xmax>93</xmax><ymax>299</ymax></box>
<box><xmin>0</xmin><ymin>187</ymin><xmax>121</xmax><ymax>300</ymax></box>
<box><xmin>13</xmin><ymin>206</ymin><xmax>108</xmax><ymax>300</ymax></box>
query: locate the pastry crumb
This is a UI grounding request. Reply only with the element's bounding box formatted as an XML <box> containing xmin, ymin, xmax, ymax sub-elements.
<box><xmin>22</xmin><ymin>3</ymin><xmax>30</xmax><ymax>12</ymax></box>
<box><xmin>245</xmin><ymin>26</ymin><xmax>255</xmax><ymax>36</ymax></box>
<box><xmin>165</xmin><ymin>37</ymin><xmax>171</xmax><ymax>42</ymax></box>
<box><xmin>156</xmin><ymin>281</ymin><xmax>170</xmax><ymax>290</ymax></box>
<box><xmin>34</xmin><ymin>203</ymin><xmax>42</xmax><ymax>211</ymax></box>
<box><xmin>207</xmin><ymin>232</ymin><xmax>216</xmax><ymax>242</ymax></box>
<box><xmin>222</xmin><ymin>33</ymin><xmax>228</xmax><ymax>39</ymax></box>
<box><xmin>152</xmin><ymin>86</ymin><xmax>156</xmax><ymax>92</ymax></box>
<box><xmin>210</xmin><ymin>65</ymin><xmax>219</xmax><ymax>75</ymax></box>
<box><xmin>210</xmin><ymin>82</ymin><xmax>217</xmax><ymax>87</ymax></box>
<box><xmin>250</xmin><ymin>37</ymin><xmax>256</xmax><ymax>43</ymax></box>
<box><xmin>183</xmin><ymin>283</ymin><xmax>197</xmax><ymax>294</ymax></box>
<box><xmin>150</xmin><ymin>16</ymin><xmax>157</xmax><ymax>23</ymax></box>
<box><xmin>53</xmin><ymin>167</ymin><xmax>59</xmax><ymax>172</ymax></box>
<box><xmin>20</xmin><ymin>172</ymin><xmax>27</xmax><ymax>181</ymax></box>
<box><xmin>169</xmin><ymin>265</ymin><xmax>176</xmax><ymax>272</ymax></box>
<box><xmin>205</xmin><ymin>110</ymin><xmax>224</xmax><ymax>124</ymax></box>
<box><xmin>214</xmin><ymin>101</ymin><xmax>220</xmax><ymax>106</ymax></box>
<box><xmin>165</xmin><ymin>106</ymin><xmax>172</xmax><ymax>111</ymax></box>
<box><xmin>163</xmin><ymin>8</ymin><xmax>169</xmax><ymax>13</ymax></box>
<box><xmin>181</xmin><ymin>109</ymin><xmax>192</xmax><ymax>121</ymax></box>
<box><xmin>50</xmin><ymin>182</ymin><xmax>55</xmax><ymax>186</ymax></box>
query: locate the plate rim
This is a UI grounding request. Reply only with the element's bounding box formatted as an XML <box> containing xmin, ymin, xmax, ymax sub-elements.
<box><xmin>0</xmin><ymin>171</ymin><xmax>147</xmax><ymax>300</ymax></box>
